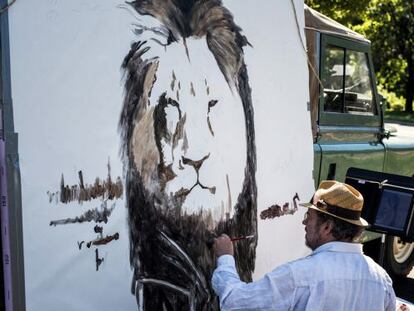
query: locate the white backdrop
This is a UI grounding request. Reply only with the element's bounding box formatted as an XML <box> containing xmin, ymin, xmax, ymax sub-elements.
<box><xmin>9</xmin><ymin>0</ymin><xmax>314</xmax><ymax>309</ymax></box>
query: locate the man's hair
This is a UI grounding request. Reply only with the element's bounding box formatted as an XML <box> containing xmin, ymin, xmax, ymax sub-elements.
<box><xmin>316</xmin><ymin>212</ymin><xmax>364</xmax><ymax>242</ymax></box>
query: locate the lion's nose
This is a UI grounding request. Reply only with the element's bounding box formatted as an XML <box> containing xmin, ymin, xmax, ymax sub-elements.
<box><xmin>181</xmin><ymin>153</ymin><xmax>210</xmax><ymax>171</ymax></box>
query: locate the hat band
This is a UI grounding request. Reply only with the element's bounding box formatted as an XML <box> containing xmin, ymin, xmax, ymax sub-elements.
<box><xmin>316</xmin><ymin>201</ymin><xmax>361</xmax><ymax>221</ymax></box>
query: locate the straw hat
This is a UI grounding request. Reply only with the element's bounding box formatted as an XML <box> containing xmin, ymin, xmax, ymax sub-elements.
<box><xmin>300</xmin><ymin>180</ymin><xmax>369</xmax><ymax>227</ymax></box>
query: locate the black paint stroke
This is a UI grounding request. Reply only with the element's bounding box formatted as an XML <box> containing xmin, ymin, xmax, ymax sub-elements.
<box><xmin>49</xmin><ymin>202</ymin><xmax>115</xmax><ymax>226</ymax></box>
<box><xmin>96</xmin><ymin>249</ymin><xmax>104</xmax><ymax>271</ymax></box>
<box><xmin>120</xmin><ymin>1</ymin><xmax>257</xmax><ymax>309</ymax></box>
<box><xmin>207</xmin><ymin>100</ymin><xmax>218</xmax><ymax>137</ymax></box>
<box><xmin>207</xmin><ymin>116</ymin><xmax>214</xmax><ymax>137</ymax></box>
<box><xmin>207</xmin><ymin>100</ymin><xmax>218</xmax><ymax>114</ymax></box>
<box><xmin>205</xmin><ymin>78</ymin><xmax>210</xmax><ymax>95</ymax></box>
<box><xmin>190</xmin><ymin>82</ymin><xmax>196</xmax><ymax>96</ymax></box>
<box><xmin>94</xmin><ymin>225</ymin><xmax>104</xmax><ymax>235</ymax></box>
<box><xmin>77</xmin><ymin>241</ymin><xmax>85</xmax><ymax>250</ymax></box>
<box><xmin>293</xmin><ymin>192</ymin><xmax>300</xmax><ymax>209</ymax></box>
<box><xmin>171</xmin><ymin>70</ymin><xmax>176</xmax><ymax>91</ymax></box>
<box><xmin>174</xmin><ymin>154</ymin><xmax>216</xmax><ymax>201</ymax></box>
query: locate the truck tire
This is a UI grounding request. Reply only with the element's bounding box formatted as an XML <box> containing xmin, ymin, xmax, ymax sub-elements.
<box><xmin>384</xmin><ymin>235</ymin><xmax>414</xmax><ymax>278</ymax></box>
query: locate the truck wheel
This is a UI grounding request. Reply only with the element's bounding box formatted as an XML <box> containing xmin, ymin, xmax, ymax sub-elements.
<box><xmin>384</xmin><ymin>236</ymin><xmax>414</xmax><ymax>278</ymax></box>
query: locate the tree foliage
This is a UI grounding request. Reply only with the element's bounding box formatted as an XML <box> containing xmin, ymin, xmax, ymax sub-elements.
<box><xmin>305</xmin><ymin>0</ymin><xmax>369</xmax><ymax>28</ymax></box>
<box><xmin>305</xmin><ymin>0</ymin><xmax>414</xmax><ymax>112</ymax></box>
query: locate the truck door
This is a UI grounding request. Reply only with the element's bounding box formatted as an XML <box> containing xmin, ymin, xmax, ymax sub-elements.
<box><xmin>316</xmin><ymin>34</ymin><xmax>385</xmax><ymax>183</ymax></box>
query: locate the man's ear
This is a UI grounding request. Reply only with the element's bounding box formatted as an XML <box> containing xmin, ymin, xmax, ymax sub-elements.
<box><xmin>321</xmin><ymin>219</ymin><xmax>334</xmax><ymax>237</ymax></box>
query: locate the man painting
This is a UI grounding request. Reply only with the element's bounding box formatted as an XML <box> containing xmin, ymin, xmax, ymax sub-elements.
<box><xmin>119</xmin><ymin>0</ymin><xmax>257</xmax><ymax>309</ymax></box>
<box><xmin>213</xmin><ymin>181</ymin><xmax>396</xmax><ymax>310</ymax></box>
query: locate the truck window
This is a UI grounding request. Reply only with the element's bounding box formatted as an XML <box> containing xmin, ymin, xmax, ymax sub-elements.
<box><xmin>322</xmin><ymin>45</ymin><xmax>345</xmax><ymax>113</ymax></box>
<box><xmin>322</xmin><ymin>45</ymin><xmax>377</xmax><ymax>116</ymax></box>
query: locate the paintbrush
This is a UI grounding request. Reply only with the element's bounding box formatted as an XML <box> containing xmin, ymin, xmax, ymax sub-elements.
<box><xmin>206</xmin><ymin>234</ymin><xmax>255</xmax><ymax>248</ymax></box>
<box><xmin>230</xmin><ymin>234</ymin><xmax>255</xmax><ymax>242</ymax></box>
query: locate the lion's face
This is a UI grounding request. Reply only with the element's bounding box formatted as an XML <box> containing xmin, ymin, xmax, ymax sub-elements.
<box><xmin>130</xmin><ymin>38</ymin><xmax>247</xmax><ymax>224</ymax></box>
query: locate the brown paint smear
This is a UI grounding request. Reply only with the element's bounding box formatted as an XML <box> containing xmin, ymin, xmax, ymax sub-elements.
<box><xmin>87</xmin><ymin>232</ymin><xmax>120</xmax><ymax>248</ymax></box>
<box><xmin>260</xmin><ymin>193</ymin><xmax>300</xmax><ymax>220</ymax></box>
<box><xmin>47</xmin><ymin>161</ymin><xmax>123</xmax><ymax>204</ymax></box>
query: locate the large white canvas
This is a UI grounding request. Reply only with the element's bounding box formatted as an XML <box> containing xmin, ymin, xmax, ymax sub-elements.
<box><xmin>9</xmin><ymin>0</ymin><xmax>314</xmax><ymax>309</ymax></box>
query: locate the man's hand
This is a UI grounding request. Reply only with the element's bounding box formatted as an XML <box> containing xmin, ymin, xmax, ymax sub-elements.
<box><xmin>397</xmin><ymin>303</ymin><xmax>410</xmax><ymax>311</ymax></box>
<box><xmin>214</xmin><ymin>234</ymin><xmax>234</xmax><ymax>257</ymax></box>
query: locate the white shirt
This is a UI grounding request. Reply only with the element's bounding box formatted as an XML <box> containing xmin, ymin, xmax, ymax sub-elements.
<box><xmin>212</xmin><ymin>241</ymin><xmax>396</xmax><ymax>310</ymax></box>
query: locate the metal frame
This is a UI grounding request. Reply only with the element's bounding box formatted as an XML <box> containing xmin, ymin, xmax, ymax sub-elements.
<box><xmin>0</xmin><ymin>1</ymin><xmax>26</xmax><ymax>310</ymax></box>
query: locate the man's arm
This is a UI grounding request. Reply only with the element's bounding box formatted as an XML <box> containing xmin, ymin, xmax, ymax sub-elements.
<box><xmin>212</xmin><ymin>254</ymin><xmax>246</xmax><ymax>304</ymax></box>
<box><xmin>385</xmin><ymin>281</ymin><xmax>397</xmax><ymax>311</ymax></box>
<box><xmin>212</xmin><ymin>235</ymin><xmax>295</xmax><ymax>310</ymax></box>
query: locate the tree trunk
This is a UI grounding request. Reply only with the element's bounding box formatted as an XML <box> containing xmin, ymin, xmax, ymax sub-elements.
<box><xmin>405</xmin><ymin>54</ymin><xmax>414</xmax><ymax>113</ymax></box>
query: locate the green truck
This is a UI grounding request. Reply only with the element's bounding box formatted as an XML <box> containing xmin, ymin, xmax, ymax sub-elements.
<box><xmin>305</xmin><ymin>5</ymin><xmax>414</xmax><ymax>278</ymax></box>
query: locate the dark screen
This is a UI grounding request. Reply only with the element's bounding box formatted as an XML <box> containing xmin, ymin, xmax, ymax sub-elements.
<box><xmin>375</xmin><ymin>188</ymin><xmax>413</xmax><ymax>232</ymax></box>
